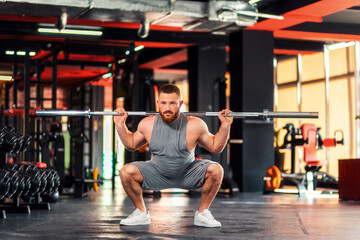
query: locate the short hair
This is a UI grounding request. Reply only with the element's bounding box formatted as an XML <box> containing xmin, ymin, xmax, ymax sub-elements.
<box><xmin>159</xmin><ymin>84</ymin><xmax>181</xmax><ymax>98</ymax></box>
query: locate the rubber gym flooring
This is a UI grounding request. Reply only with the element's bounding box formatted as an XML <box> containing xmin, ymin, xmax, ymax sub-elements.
<box><xmin>1</xmin><ymin>182</ymin><xmax>360</xmax><ymax>240</ymax></box>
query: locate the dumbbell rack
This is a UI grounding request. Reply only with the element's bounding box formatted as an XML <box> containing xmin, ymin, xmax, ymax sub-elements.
<box><xmin>0</xmin><ymin>194</ymin><xmax>50</xmax><ymax>218</ymax></box>
<box><xmin>0</xmin><ymin>124</ymin><xmax>60</xmax><ymax>219</ymax></box>
<box><xmin>0</xmin><ymin>160</ymin><xmax>56</xmax><ymax>219</ymax></box>
<box><xmin>0</xmin><ymin>151</ymin><xmax>30</xmax><ymax>218</ymax></box>
<box><xmin>0</xmin><ymin>196</ymin><xmax>31</xmax><ymax>215</ymax></box>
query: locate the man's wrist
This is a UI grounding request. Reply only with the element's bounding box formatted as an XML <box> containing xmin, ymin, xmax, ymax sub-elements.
<box><xmin>221</xmin><ymin>122</ymin><xmax>231</xmax><ymax>129</ymax></box>
<box><xmin>115</xmin><ymin>121</ymin><xmax>126</xmax><ymax>129</ymax></box>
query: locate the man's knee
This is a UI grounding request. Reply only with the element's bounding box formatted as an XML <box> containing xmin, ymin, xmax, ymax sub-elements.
<box><xmin>206</xmin><ymin>163</ymin><xmax>224</xmax><ymax>181</ymax></box>
<box><xmin>119</xmin><ymin>164</ymin><xmax>141</xmax><ymax>182</ymax></box>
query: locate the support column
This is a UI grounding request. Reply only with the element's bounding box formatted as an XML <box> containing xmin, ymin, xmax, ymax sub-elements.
<box><xmin>12</xmin><ymin>56</ymin><xmax>18</xmax><ymax>128</ymax></box>
<box><xmin>229</xmin><ymin>30</ymin><xmax>274</xmax><ymax>192</ymax></box>
<box><xmin>131</xmin><ymin>68</ymin><xmax>153</xmax><ymax>163</ymax></box>
<box><xmin>187</xmin><ymin>44</ymin><xmax>227</xmax><ymax>162</ymax></box>
<box><xmin>122</xmin><ymin>55</ymin><xmax>153</xmax><ymax>169</ymax></box>
<box><xmin>23</xmin><ymin>51</ymin><xmax>31</xmax><ymax>162</ymax></box>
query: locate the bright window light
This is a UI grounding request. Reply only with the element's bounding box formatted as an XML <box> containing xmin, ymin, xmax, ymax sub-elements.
<box><xmin>125</xmin><ymin>50</ymin><xmax>130</xmax><ymax>55</ymax></box>
<box><xmin>0</xmin><ymin>75</ymin><xmax>13</xmax><ymax>81</ymax></box>
<box><xmin>103</xmin><ymin>114</ymin><xmax>113</xmax><ymax>179</ymax></box>
<box><xmin>38</xmin><ymin>28</ymin><xmax>103</xmax><ymax>36</ymax></box>
<box><xmin>327</xmin><ymin>42</ymin><xmax>355</xmax><ymax>51</ymax></box>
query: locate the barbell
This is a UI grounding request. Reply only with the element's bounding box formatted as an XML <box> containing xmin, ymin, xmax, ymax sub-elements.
<box><xmin>35</xmin><ymin>109</ymin><xmax>318</xmax><ymax>119</ymax></box>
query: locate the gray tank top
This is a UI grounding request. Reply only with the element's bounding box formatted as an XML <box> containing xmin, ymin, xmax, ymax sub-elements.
<box><xmin>149</xmin><ymin>113</ymin><xmax>195</xmax><ymax>178</ymax></box>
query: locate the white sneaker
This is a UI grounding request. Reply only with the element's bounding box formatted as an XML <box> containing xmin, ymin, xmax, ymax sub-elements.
<box><xmin>194</xmin><ymin>209</ymin><xmax>221</xmax><ymax>228</ymax></box>
<box><xmin>120</xmin><ymin>209</ymin><xmax>150</xmax><ymax>226</ymax></box>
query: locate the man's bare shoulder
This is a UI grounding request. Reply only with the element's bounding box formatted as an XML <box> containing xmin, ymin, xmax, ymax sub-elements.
<box><xmin>187</xmin><ymin>116</ymin><xmax>207</xmax><ymax>131</ymax></box>
<box><xmin>139</xmin><ymin>115</ymin><xmax>155</xmax><ymax>127</ymax></box>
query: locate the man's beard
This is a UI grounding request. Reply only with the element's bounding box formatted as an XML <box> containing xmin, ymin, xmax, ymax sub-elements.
<box><xmin>159</xmin><ymin>110</ymin><xmax>180</xmax><ymax>124</ymax></box>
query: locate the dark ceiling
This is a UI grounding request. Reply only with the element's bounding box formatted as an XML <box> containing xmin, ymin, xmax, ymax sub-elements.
<box><xmin>0</xmin><ymin>0</ymin><xmax>359</xmax><ymax>85</ymax></box>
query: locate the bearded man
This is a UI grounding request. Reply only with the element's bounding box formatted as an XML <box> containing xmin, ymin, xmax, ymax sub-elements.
<box><xmin>114</xmin><ymin>84</ymin><xmax>233</xmax><ymax>228</ymax></box>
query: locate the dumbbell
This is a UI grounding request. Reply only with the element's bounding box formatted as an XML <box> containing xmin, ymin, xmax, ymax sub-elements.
<box><xmin>22</xmin><ymin>168</ymin><xmax>42</xmax><ymax>196</ymax></box>
<box><xmin>45</xmin><ymin>170</ymin><xmax>61</xmax><ymax>193</ymax></box>
<box><xmin>5</xmin><ymin>163</ymin><xmax>61</xmax><ymax>196</ymax></box>
<box><xmin>0</xmin><ymin>125</ymin><xmax>32</xmax><ymax>153</ymax></box>
<box><xmin>3</xmin><ymin>163</ymin><xmax>35</xmax><ymax>198</ymax></box>
<box><xmin>19</xmin><ymin>174</ymin><xmax>32</xmax><ymax>198</ymax></box>
<box><xmin>49</xmin><ymin>169</ymin><xmax>61</xmax><ymax>192</ymax></box>
<box><xmin>20</xmin><ymin>164</ymin><xmax>52</xmax><ymax>194</ymax></box>
<box><xmin>4</xmin><ymin>169</ymin><xmax>21</xmax><ymax>198</ymax></box>
<box><xmin>21</xmin><ymin>135</ymin><xmax>32</xmax><ymax>152</ymax></box>
<box><xmin>9</xmin><ymin>130</ymin><xmax>31</xmax><ymax>153</ymax></box>
<box><xmin>51</xmin><ymin>170</ymin><xmax>61</xmax><ymax>192</ymax></box>
<box><xmin>0</xmin><ymin>128</ymin><xmax>17</xmax><ymax>153</ymax></box>
<box><xmin>0</xmin><ymin>132</ymin><xmax>4</xmax><ymax>149</ymax></box>
<box><xmin>20</xmin><ymin>164</ymin><xmax>47</xmax><ymax>195</ymax></box>
<box><xmin>40</xmin><ymin>169</ymin><xmax>55</xmax><ymax>193</ymax></box>
<box><xmin>37</xmin><ymin>170</ymin><xmax>49</xmax><ymax>194</ymax></box>
<box><xmin>12</xmin><ymin>135</ymin><xmax>25</xmax><ymax>154</ymax></box>
<box><xmin>0</xmin><ymin>169</ymin><xmax>11</xmax><ymax>199</ymax></box>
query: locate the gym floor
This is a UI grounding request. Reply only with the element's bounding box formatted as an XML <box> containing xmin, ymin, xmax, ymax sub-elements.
<box><xmin>1</xmin><ymin>182</ymin><xmax>360</xmax><ymax>240</ymax></box>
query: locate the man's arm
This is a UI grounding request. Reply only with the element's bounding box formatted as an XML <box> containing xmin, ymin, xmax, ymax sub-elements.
<box><xmin>197</xmin><ymin>109</ymin><xmax>233</xmax><ymax>154</ymax></box>
<box><xmin>114</xmin><ymin>108</ymin><xmax>147</xmax><ymax>152</ymax></box>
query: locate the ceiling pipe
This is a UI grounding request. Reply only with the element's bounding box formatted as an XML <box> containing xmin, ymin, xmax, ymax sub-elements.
<box><xmin>138</xmin><ymin>19</ymin><xmax>150</xmax><ymax>38</ymax></box>
<box><xmin>55</xmin><ymin>12</ymin><xmax>68</xmax><ymax>31</ymax></box>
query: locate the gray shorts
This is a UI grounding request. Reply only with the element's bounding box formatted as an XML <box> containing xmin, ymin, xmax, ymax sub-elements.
<box><xmin>130</xmin><ymin>159</ymin><xmax>215</xmax><ymax>191</ymax></box>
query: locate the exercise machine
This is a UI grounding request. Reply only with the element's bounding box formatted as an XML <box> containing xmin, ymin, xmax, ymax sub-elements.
<box><xmin>264</xmin><ymin>123</ymin><xmax>343</xmax><ymax>196</ymax></box>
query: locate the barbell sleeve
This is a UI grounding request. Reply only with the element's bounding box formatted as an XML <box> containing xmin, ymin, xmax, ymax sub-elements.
<box><xmin>35</xmin><ymin>110</ymin><xmax>91</xmax><ymax>117</ymax></box>
<box><xmin>35</xmin><ymin>109</ymin><xmax>318</xmax><ymax>119</ymax></box>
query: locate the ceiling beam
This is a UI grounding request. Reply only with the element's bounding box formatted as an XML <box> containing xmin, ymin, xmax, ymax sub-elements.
<box><xmin>275</xmin><ymin>30</ymin><xmax>360</xmax><ymax>42</ymax></box>
<box><xmin>138</xmin><ymin>48</ymin><xmax>183</xmax><ymax>65</ymax></box>
<box><xmin>274</xmin><ymin>49</ymin><xmax>318</xmax><ymax>55</ymax></box>
<box><xmin>247</xmin><ymin>0</ymin><xmax>360</xmax><ymax>32</ymax></box>
<box><xmin>0</xmin><ymin>20</ymin><xmax>227</xmax><ymax>46</ymax></box>
<box><xmin>139</xmin><ymin>48</ymin><xmax>187</xmax><ymax>69</ymax></box>
<box><xmin>287</xmin><ymin>22</ymin><xmax>360</xmax><ymax>36</ymax></box>
<box><xmin>274</xmin><ymin>39</ymin><xmax>324</xmax><ymax>52</ymax></box>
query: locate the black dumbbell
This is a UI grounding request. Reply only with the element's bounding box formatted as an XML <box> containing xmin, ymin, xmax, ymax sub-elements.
<box><xmin>41</xmin><ymin>169</ymin><xmax>55</xmax><ymax>193</ymax></box>
<box><xmin>0</xmin><ymin>130</ymin><xmax>17</xmax><ymax>153</ymax></box>
<box><xmin>51</xmin><ymin>170</ymin><xmax>61</xmax><ymax>192</ymax></box>
<box><xmin>5</xmin><ymin>170</ymin><xmax>20</xmax><ymax>198</ymax></box>
<box><xmin>13</xmin><ymin>135</ymin><xmax>25</xmax><ymax>154</ymax></box>
<box><xmin>0</xmin><ymin>125</ymin><xmax>19</xmax><ymax>153</ymax></box>
<box><xmin>19</xmin><ymin>174</ymin><xmax>32</xmax><ymax>198</ymax></box>
<box><xmin>23</xmin><ymin>168</ymin><xmax>42</xmax><ymax>196</ymax></box>
<box><xmin>3</xmin><ymin>163</ymin><xmax>38</xmax><ymax>197</ymax></box>
<box><xmin>0</xmin><ymin>169</ymin><xmax>11</xmax><ymax>198</ymax></box>
<box><xmin>0</xmin><ymin>125</ymin><xmax>32</xmax><ymax>153</ymax></box>
<box><xmin>21</xmin><ymin>135</ymin><xmax>32</xmax><ymax>152</ymax></box>
<box><xmin>37</xmin><ymin>170</ymin><xmax>48</xmax><ymax>194</ymax></box>
<box><xmin>23</xmin><ymin>165</ymin><xmax>47</xmax><ymax>194</ymax></box>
